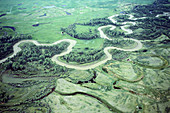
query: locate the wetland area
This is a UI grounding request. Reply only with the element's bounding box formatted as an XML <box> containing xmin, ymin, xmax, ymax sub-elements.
<box><xmin>0</xmin><ymin>0</ymin><xmax>170</xmax><ymax>113</ymax></box>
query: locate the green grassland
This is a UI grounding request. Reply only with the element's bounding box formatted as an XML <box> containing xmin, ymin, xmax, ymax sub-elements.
<box><xmin>0</xmin><ymin>0</ymin><xmax>144</xmax><ymax>45</ymax></box>
<box><xmin>74</xmin><ymin>38</ymin><xmax>104</xmax><ymax>49</ymax></box>
<box><xmin>0</xmin><ymin>0</ymin><xmax>170</xmax><ymax>113</ymax></box>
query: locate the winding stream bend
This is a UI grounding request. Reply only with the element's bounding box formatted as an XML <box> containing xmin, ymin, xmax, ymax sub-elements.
<box><xmin>0</xmin><ymin>14</ymin><xmax>144</xmax><ymax>70</ymax></box>
<box><xmin>0</xmin><ymin>39</ymin><xmax>77</xmax><ymax>64</ymax></box>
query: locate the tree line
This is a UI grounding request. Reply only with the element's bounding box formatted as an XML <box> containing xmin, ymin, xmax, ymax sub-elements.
<box><xmin>60</xmin><ymin>48</ymin><xmax>104</xmax><ymax>64</ymax></box>
<box><xmin>61</xmin><ymin>24</ymin><xmax>99</xmax><ymax>40</ymax></box>
<box><xmin>103</xmin><ymin>27</ymin><xmax>125</xmax><ymax>39</ymax></box>
<box><xmin>61</xmin><ymin>17</ymin><xmax>116</xmax><ymax>40</ymax></box>
<box><xmin>3</xmin><ymin>42</ymin><xmax>70</xmax><ymax>77</ymax></box>
<box><xmin>132</xmin><ymin>0</ymin><xmax>170</xmax><ymax>17</ymax></box>
<box><xmin>79</xmin><ymin>17</ymin><xmax>114</xmax><ymax>26</ymax></box>
<box><xmin>115</xmin><ymin>15</ymin><xmax>130</xmax><ymax>22</ymax></box>
<box><xmin>129</xmin><ymin>16</ymin><xmax>169</xmax><ymax>40</ymax></box>
<box><xmin>0</xmin><ymin>33</ymin><xmax>32</xmax><ymax>60</ymax></box>
<box><xmin>103</xmin><ymin>38</ymin><xmax>135</xmax><ymax>48</ymax></box>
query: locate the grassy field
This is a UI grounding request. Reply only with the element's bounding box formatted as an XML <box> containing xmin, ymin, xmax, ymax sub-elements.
<box><xmin>1</xmin><ymin>0</ymin><xmax>170</xmax><ymax>113</ymax></box>
<box><xmin>74</xmin><ymin>38</ymin><xmax>105</xmax><ymax>49</ymax></box>
<box><xmin>0</xmin><ymin>0</ymin><xmax>151</xmax><ymax>45</ymax></box>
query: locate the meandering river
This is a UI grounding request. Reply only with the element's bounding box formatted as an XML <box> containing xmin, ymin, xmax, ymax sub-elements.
<box><xmin>0</xmin><ymin>14</ymin><xmax>144</xmax><ymax>70</ymax></box>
